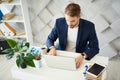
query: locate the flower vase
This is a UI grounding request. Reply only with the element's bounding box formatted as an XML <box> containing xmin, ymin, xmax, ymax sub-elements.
<box><xmin>33</xmin><ymin>59</ymin><xmax>42</xmax><ymax>68</ymax></box>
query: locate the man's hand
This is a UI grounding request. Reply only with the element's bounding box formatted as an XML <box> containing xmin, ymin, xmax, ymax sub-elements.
<box><xmin>75</xmin><ymin>55</ymin><xmax>84</xmax><ymax>68</ymax></box>
<box><xmin>48</xmin><ymin>46</ymin><xmax>56</xmax><ymax>56</ymax></box>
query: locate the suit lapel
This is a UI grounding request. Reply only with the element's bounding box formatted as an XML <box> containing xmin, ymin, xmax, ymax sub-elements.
<box><xmin>76</xmin><ymin>19</ymin><xmax>83</xmax><ymax>51</ymax></box>
<box><xmin>61</xmin><ymin>22</ymin><xmax>68</xmax><ymax>50</ymax></box>
<box><xmin>64</xmin><ymin>23</ymin><xmax>68</xmax><ymax>49</ymax></box>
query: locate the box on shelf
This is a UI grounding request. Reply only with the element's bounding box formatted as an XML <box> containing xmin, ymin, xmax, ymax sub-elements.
<box><xmin>2</xmin><ymin>12</ymin><xmax>15</xmax><ymax>20</ymax></box>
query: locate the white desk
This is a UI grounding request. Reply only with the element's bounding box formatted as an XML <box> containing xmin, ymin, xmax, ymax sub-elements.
<box><xmin>11</xmin><ymin>54</ymin><xmax>109</xmax><ymax>80</ymax></box>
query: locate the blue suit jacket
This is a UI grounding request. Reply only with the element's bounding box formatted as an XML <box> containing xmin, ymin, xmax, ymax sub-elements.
<box><xmin>46</xmin><ymin>17</ymin><xmax>99</xmax><ymax>60</ymax></box>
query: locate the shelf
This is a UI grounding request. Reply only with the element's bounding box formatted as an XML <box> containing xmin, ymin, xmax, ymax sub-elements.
<box><xmin>0</xmin><ymin>36</ymin><xmax>27</xmax><ymax>42</ymax></box>
<box><xmin>1</xmin><ymin>16</ymin><xmax>23</xmax><ymax>22</ymax></box>
<box><xmin>0</xmin><ymin>0</ymin><xmax>21</xmax><ymax>5</ymax></box>
<box><xmin>0</xmin><ymin>33</ymin><xmax>26</xmax><ymax>38</ymax></box>
<box><xmin>0</xmin><ymin>36</ymin><xmax>26</xmax><ymax>38</ymax></box>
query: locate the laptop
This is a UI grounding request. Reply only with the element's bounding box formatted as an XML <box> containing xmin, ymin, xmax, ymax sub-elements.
<box><xmin>44</xmin><ymin>50</ymin><xmax>80</xmax><ymax>71</ymax></box>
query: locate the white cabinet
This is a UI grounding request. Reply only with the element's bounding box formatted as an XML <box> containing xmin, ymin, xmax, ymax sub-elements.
<box><xmin>0</xmin><ymin>0</ymin><xmax>33</xmax><ymax>45</ymax></box>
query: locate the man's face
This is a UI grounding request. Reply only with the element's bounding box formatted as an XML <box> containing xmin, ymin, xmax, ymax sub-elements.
<box><xmin>65</xmin><ymin>14</ymin><xmax>80</xmax><ymax>28</ymax></box>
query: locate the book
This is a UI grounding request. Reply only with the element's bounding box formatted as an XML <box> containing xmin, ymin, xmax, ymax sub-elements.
<box><xmin>0</xmin><ymin>22</ymin><xmax>16</xmax><ymax>36</ymax></box>
<box><xmin>0</xmin><ymin>30</ymin><xmax>4</xmax><ymax>36</ymax></box>
<box><xmin>1</xmin><ymin>0</ymin><xmax>13</xmax><ymax>3</ymax></box>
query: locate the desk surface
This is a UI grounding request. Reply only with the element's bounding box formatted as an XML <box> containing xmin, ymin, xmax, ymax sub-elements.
<box><xmin>11</xmin><ymin>53</ymin><xmax>109</xmax><ymax>80</ymax></box>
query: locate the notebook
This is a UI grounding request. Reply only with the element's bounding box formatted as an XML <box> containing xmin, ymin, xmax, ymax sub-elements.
<box><xmin>44</xmin><ymin>50</ymin><xmax>80</xmax><ymax>71</ymax></box>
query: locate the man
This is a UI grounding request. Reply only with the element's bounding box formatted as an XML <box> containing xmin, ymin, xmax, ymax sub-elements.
<box><xmin>46</xmin><ymin>3</ymin><xmax>99</xmax><ymax>68</ymax></box>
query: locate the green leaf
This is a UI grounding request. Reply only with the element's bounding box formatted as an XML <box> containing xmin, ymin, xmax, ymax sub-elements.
<box><xmin>26</xmin><ymin>53</ymin><xmax>35</xmax><ymax>59</ymax></box>
<box><xmin>24</xmin><ymin>53</ymin><xmax>35</xmax><ymax>67</ymax></box>
<box><xmin>6</xmin><ymin>51</ymin><xmax>14</xmax><ymax>60</ymax></box>
<box><xmin>20</xmin><ymin>46</ymin><xmax>28</xmax><ymax>52</ymax></box>
<box><xmin>15</xmin><ymin>43</ymin><xmax>22</xmax><ymax>51</ymax></box>
<box><xmin>21</xmin><ymin>39</ymin><xmax>27</xmax><ymax>46</ymax></box>
<box><xmin>24</xmin><ymin>57</ymin><xmax>35</xmax><ymax>67</ymax></box>
<box><xmin>13</xmin><ymin>45</ymin><xmax>19</xmax><ymax>52</ymax></box>
<box><xmin>16</xmin><ymin>54</ymin><xmax>24</xmax><ymax>67</ymax></box>
<box><xmin>2</xmin><ymin>48</ymin><xmax>14</xmax><ymax>54</ymax></box>
<box><xmin>25</xmin><ymin>42</ymin><xmax>30</xmax><ymax>48</ymax></box>
<box><xmin>16</xmin><ymin>55</ymin><xmax>21</xmax><ymax>67</ymax></box>
<box><xmin>5</xmin><ymin>38</ymin><xmax>17</xmax><ymax>48</ymax></box>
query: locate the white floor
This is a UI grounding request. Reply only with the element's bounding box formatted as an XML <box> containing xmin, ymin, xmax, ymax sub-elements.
<box><xmin>0</xmin><ymin>54</ymin><xmax>120</xmax><ymax>80</ymax></box>
<box><xmin>106</xmin><ymin>55</ymin><xmax>120</xmax><ymax>80</ymax></box>
<box><xmin>0</xmin><ymin>55</ymin><xmax>17</xmax><ymax>80</ymax></box>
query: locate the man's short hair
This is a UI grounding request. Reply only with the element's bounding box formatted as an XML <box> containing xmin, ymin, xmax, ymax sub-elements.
<box><xmin>64</xmin><ymin>3</ymin><xmax>81</xmax><ymax>17</ymax></box>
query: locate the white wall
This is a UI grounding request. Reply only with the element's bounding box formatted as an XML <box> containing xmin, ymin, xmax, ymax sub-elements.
<box><xmin>27</xmin><ymin>0</ymin><xmax>120</xmax><ymax>58</ymax></box>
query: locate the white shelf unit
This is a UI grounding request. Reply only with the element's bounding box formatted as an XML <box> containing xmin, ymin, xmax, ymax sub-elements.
<box><xmin>0</xmin><ymin>0</ymin><xmax>33</xmax><ymax>45</ymax></box>
<box><xmin>21</xmin><ymin>0</ymin><xmax>33</xmax><ymax>45</ymax></box>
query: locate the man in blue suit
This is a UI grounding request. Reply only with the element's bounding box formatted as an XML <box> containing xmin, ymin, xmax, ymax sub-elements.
<box><xmin>46</xmin><ymin>3</ymin><xmax>99</xmax><ymax>68</ymax></box>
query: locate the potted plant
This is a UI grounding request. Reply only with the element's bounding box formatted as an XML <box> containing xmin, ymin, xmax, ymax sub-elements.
<box><xmin>29</xmin><ymin>47</ymin><xmax>42</xmax><ymax>68</ymax></box>
<box><xmin>2</xmin><ymin>38</ymin><xmax>35</xmax><ymax>68</ymax></box>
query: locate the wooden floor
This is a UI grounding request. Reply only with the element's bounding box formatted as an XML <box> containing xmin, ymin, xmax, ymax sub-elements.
<box><xmin>0</xmin><ymin>54</ymin><xmax>120</xmax><ymax>80</ymax></box>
